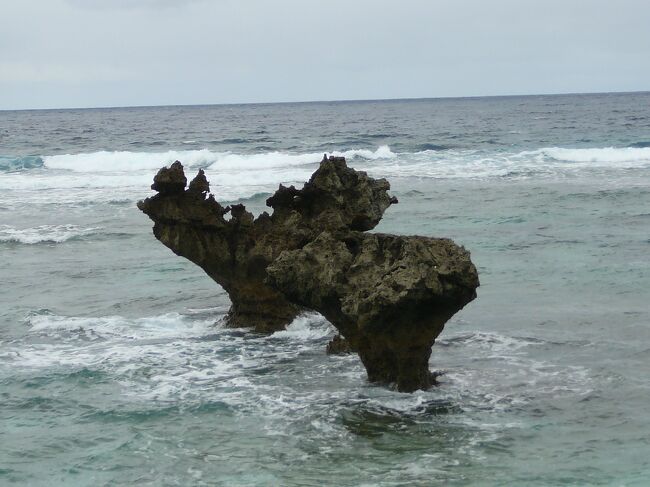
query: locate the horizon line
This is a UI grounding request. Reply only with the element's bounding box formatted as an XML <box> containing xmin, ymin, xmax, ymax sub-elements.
<box><xmin>2</xmin><ymin>89</ymin><xmax>649</xmax><ymax>112</ymax></box>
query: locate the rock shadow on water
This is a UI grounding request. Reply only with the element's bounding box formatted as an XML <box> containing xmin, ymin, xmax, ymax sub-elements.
<box><xmin>339</xmin><ymin>393</ymin><xmax>464</xmax><ymax>440</ymax></box>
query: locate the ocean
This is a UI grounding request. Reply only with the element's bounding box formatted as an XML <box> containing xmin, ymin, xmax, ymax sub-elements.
<box><xmin>1</xmin><ymin>92</ymin><xmax>649</xmax><ymax>486</ymax></box>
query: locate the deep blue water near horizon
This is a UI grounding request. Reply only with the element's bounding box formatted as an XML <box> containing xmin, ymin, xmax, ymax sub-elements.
<box><xmin>1</xmin><ymin>93</ymin><xmax>650</xmax><ymax>486</ymax></box>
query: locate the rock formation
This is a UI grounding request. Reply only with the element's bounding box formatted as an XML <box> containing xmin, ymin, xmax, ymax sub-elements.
<box><xmin>138</xmin><ymin>156</ymin><xmax>479</xmax><ymax>392</ymax></box>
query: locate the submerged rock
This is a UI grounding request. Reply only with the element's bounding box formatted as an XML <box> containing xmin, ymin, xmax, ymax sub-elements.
<box><xmin>138</xmin><ymin>155</ymin><xmax>479</xmax><ymax>391</ymax></box>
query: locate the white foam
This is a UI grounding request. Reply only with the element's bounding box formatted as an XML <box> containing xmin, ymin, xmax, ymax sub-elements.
<box><xmin>2</xmin><ymin>311</ymin><xmax>239</xmax><ymax>404</ymax></box>
<box><xmin>26</xmin><ymin>311</ymin><xmax>217</xmax><ymax>340</ymax></box>
<box><xmin>4</xmin><ymin>310</ymin><xmax>343</xmax><ymax>407</ymax></box>
<box><xmin>0</xmin><ymin>147</ymin><xmax>396</xmax><ymax>208</ymax></box>
<box><xmin>3</xmin><ymin>145</ymin><xmax>649</xmax><ymax>211</ymax></box>
<box><xmin>332</xmin><ymin>145</ymin><xmax>395</xmax><ymax>160</ymax></box>
<box><xmin>43</xmin><ymin>149</ymin><xmax>222</xmax><ymax>172</ymax></box>
<box><xmin>41</xmin><ymin>146</ymin><xmax>394</xmax><ymax>174</ymax></box>
<box><xmin>271</xmin><ymin>313</ymin><xmax>335</xmax><ymax>341</ymax></box>
<box><xmin>208</xmin><ymin>145</ymin><xmax>394</xmax><ymax>171</ymax></box>
<box><xmin>362</xmin><ymin>146</ymin><xmax>650</xmax><ymax>180</ymax></box>
<box><xmin>0</xmin><ymin>224</ymin><xmax>101</xmax><ymax>244</ymax></box>
<box><xmin>437</xmin><ymin>330</ymin><xmax>594</xmax><ymax>414</ymax></box>
<box><xmin>538</xmin><ymin>146</ymin><xmax>650</xmax><ymax>164</ymax></box>
<box><xmin>25</xmin><ymin>145</ymin><xmax>650</xmax><ymax>182</ymax></box>
<box><xmin>4</xmin><ymin>307</ymin><xmax>596</xmax><ymax>448</ymax></box>
<box><xmin>438</xmin><ymin>331</ymin><xmax>539</xmax><ymax>354</ymax></box>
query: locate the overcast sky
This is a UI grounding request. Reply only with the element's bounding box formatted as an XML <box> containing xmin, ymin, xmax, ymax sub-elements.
<box><xmin>1</xmin><ymin>0</ymin><xmax>649</xmax><ymax>109</ymax></box>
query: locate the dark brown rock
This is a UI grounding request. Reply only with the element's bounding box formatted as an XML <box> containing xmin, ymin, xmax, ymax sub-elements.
<box><xmin>267</xmin><ymin>155</ymin><xmax>396</xmax><ymax>232</ymax></box>
<box><xmin>266</xmin><ymin>232</ymin><xmax>478</xmax><ymax>392</ymax></box>
<box><xmin>138</xmin><ymin>155</ymin><xmax>479</xmax><ymax>391</ymax></box>
<box><xmin>151</xmin><ymin>160</ymin><xmax>187</xmax><ymax>195</ymax></box>
<box><xmin>326</xmin><ymin>335</ymin><xmax>354</xmax><ymax>354</ymax></box>
<box><xmin>188</xmin><ymin>168</ymin><xmax>210</xmax><ymax>195</ymax></box>
<box><xmin>139</xmin><ymin>163</ymin><xmax>300</xmax><ymax>333</ymax></box>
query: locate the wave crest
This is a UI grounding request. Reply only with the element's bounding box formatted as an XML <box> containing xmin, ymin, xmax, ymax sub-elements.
<box><xmin>0</xmin><ymin>224</ymin><xmax>101</xmax><ymax>244</ymax></box>
<box><xmin>40</xmin><ymin>146</ymin><xmax>395</xmax><ymax>173</ymax></box>
<box><xmin>43</xmin><ymin>149</ymin><xmax>218</xmax><ymax>172</ymax></box>
<box><xmin>2</xmin><ymin>145</ymin><xmax>649</xmax><ymax>207</ymax></box>
<box><xmin>0</xmin><ymin>155</ymin><xmax>44</xmax><ymax>172</ymax></box>
<box><xmin>537</xmin><ymin>146</ymin><xmax>650</xmax><ymax>164</ymax></box>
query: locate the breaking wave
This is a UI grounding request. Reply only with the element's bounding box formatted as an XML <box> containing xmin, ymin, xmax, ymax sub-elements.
<box><xmin>0</xmin><ymin>155</ymin><xmax>44</xmax><ymax>172</ymax></box>
<box><xmin>40</xmin><ymin>146</ymin><xmax>395</xmax><ymax>173</ymax></box>
<box><xmin>0</xmin><ymin>224</ymin><xmax>102</xmax><ymax>244</ymax></box>
<box><xmin>533</xmin><ymin>146</ymin><xmax>650</xmax><ymax>164</ymax></box>
<box><xmin>29</xmin><ymin>145</ymin><xmax>650</xmax><ymax>179</ymax></box>
<box><xmin>2</xmin><ymin>145</ymin><xmax>649</xmax><ymax>207</ymax></box>
<box><xmin>360</xmin><ymin>146</ymin><xmax>650</xmax><ymax>180</ymax></box>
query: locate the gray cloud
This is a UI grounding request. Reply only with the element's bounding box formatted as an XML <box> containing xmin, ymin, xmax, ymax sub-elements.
<box><xmin>1</xmin><ymin>0</ymin><xmax>649</xmax><ymax>109</ymax></box>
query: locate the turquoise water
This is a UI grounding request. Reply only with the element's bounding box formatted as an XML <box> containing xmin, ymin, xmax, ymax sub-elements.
<box><xmin>1</xmin><ymin>93</ymin><xmax>650</xmax><ymax>485</ymax></box>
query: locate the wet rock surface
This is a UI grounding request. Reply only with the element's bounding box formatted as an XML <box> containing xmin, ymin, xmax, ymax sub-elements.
<box><xmin>267</xmin><ymin>232</ymin><xmax>479</xmax><ymax>391</ymax></box>
<box><xmin>138</xmin><ymin>155</ymin><xmax>479</xmax><ymax>391</ymax></box>
<box><xmin>326</xmin><ymin>335</ymin><xmax>354</xmax><ymax>355</ymax></box>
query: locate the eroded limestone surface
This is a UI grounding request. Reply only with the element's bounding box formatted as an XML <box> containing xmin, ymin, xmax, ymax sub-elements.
<box><xmin>138</xmin><ymin>155</ymin><xmax>479</xmax><ymax>391</ymax></box>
